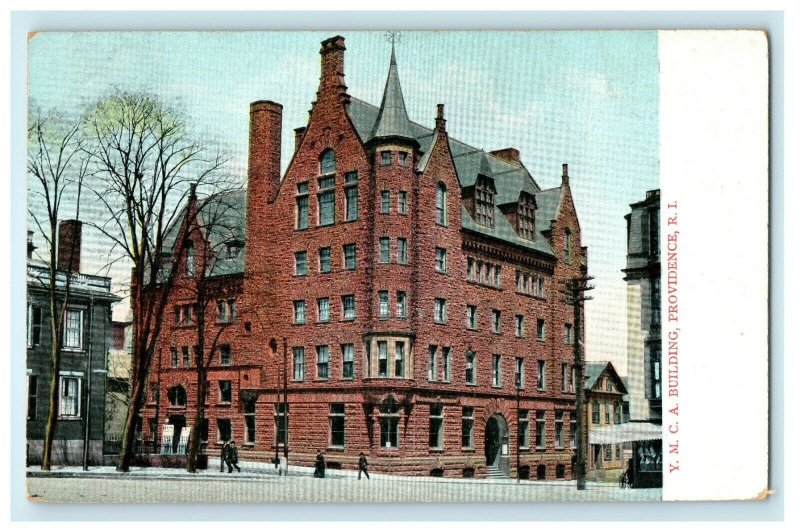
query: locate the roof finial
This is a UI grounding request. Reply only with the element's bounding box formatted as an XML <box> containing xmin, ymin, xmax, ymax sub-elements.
<box><xmin>384</xmin><ymin>31</ymin><xmax>402</xmax><ymax>63</ymax></box>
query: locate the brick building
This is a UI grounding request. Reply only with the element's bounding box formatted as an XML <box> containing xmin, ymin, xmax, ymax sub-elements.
<box><xmin>141</xmin><ymin>36</ymin><xmax>587</xmax><ymax>479</ymax></box>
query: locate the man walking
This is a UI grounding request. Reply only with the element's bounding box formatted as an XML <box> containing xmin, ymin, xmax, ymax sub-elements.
<box><xmin>358</xmin><ymin>452</ymin><xmax>370</xmax><ymax>480</ymax></box>
<box><xmin>219</xmin><ymin>440</ymin><xmax>230</xmax><ymax>473</ymax></box>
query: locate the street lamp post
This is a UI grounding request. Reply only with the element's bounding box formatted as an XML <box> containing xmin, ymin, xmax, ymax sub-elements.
<box><xmin>515</xmin><ymin>372</ymin><xmax>521</xmax><ymax>483</ymax></box>
<box><xmin>282</xmin><ymin>337</ymin><xmax>288</xmax><ymax>471</ymax></box>
<box><xmin>270</xmin><ymin>338</ymin><xmax>279</xmax><ymax>468</ymax></box>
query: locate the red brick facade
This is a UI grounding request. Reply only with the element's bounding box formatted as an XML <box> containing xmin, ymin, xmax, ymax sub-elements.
<box><xmin>141</xmin><ymin>35</ymin><xmax>587</xmax><ymax>480</ymax></box>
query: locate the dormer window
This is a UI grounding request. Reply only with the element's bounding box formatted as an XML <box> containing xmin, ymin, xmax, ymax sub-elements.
<box><xmin>320</xmin><ymin>149</ymin><xmax>336</xmax><ymax>175</ymax></box>
<box><xmin>517</xmin><ymin>193</ymin><xmax>536</xmax><ymax>240</ymax></box>
<box><xmin>225</xmin><ymin>240</ymin><xmax>243</xmax><ymax>260</ymax></box>
<box><xmin>475</xmin><ymin>175</ymin><xmax>495</xmax><ymax>228</ymax></box>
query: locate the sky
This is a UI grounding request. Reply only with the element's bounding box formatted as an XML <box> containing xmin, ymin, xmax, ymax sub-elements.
<box><xmin>27</xmin><ymin>31</ymin><xmax>659</xmax><ymax>374</ymax></box>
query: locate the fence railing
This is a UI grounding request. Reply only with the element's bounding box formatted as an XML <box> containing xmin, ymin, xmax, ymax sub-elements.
<box><xmin>103</xmin><ymin>434</ymin><xmax>207</xmax><ymax>456</ymax></box>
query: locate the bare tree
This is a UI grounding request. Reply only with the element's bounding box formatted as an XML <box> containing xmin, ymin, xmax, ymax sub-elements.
<box><xmin>83</xmin><ymin>91</ymin><xmax>226</xmax><ymax>472</ymax></box>
<box><xmin>27</xmin><ymin>108</ymin><xmax>88</xmax><ymax>470</ymax></box>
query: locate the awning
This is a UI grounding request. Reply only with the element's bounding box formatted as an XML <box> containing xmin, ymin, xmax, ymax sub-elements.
<box><xmin>589</xmin><ymin>422</ymin><xmax>662</xmax><ymax>445</ymax></box>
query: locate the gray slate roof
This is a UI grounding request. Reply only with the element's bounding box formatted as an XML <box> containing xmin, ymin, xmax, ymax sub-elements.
<box><xmin>368</xmin><ymin>47</ymin><xmax>417</xmax><ymax>144</ymax></box>
<box><xmin>585</xmin><ymin>361</ymin><xmax>628</xmax><ymax>394</ymax></box>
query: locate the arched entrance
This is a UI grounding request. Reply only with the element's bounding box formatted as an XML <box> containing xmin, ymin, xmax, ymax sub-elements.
<box><xmin>484</xmin><ymin>414</ymin><xmax>510</xmax><ymax>475</ymax></box>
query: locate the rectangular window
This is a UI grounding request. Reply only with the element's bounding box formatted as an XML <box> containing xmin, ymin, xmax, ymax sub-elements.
<box><xmin>435</xmin><ymin>247</ymin><xmax>447</xmax><ymax>273</ymax></box>
<box><xmin>220</xmin><ymin>344</ymin><xmax>231</xmax><ymax>366</ymax></box>
<box><xmin>345</xmin><ymin>185</ymin><xmax>358</xmax><ymax>221</ymax></box>
<box><xmin>381</xmin><ymin>190</ymin><xmax>391</xmax><ymax>213</ymax></box>
<box><xmin>515</xmin><ymin>315</ymin><xmax>524</xmax><ymax>337</ymax></box>
<box><xmin>217</xmin><ymin>419</ymin><xmax>232</xmax><ymax>444</ymax></box>
<box><xmin>535</xmin><ymin>411</ymin><xmax>546</xmax><ymax>449</ymax></box>
<box><xmin>592</xmin><ymin>402</ymin><xmax>600</xmax><ymax>424</ymax></box>
<box><xmin>518</xmin><ymin>409</ymin><xmax>530</xmax><ymax>449</ymax></box>
<box><xmin>296</xmin><ymin>194</ymin><xmax>309</xmax><ymax>230</ymax></box>
<box><xmin>219</xmin><ymin>380</ymin><xmax>232</xmax><ymax>403</ymax></box>
<box><xmin>399</xmin><ymin>152</ymin><xmax>409</xmax><ymax>167</ymax></box>
<box><xmin>604</xmin><ymin>444</ymin><xmax>613</xmax><ymax>462</ymax></box>
<box><xmin>318</xmin><ymin>176</ymin><xmax>335</xmax><ymax>226</ymax></box>
<box><xmin>171</xmin><ymin>347</ymin><xmax>179</xmax><ymax>368</ymax></box>
<box><xmin>342</xmin><ymin>344</ymin><xmax>354</xmax><ymax>379</ymax></box>
<box><xmin>492</xmin><ymin>354</ymin><xmax>502</xmax><ymax>387</ymax></box>
<box><xmin>343</xmin><ymin>244</ymin><xmax>357</xmax><ymax>270</ymax></box>
<box><xmin>345</xmin><ymin>171</ymin><xmax>358</xmax><ymax>184</ymax></box>
<box><xmin>217</xmin><ymin>299</ymin><xmax>237</xmax><ymax>323</ymax></box>
<box><xmin>605</xmin><ymin>405</ymin><xmax>611</xmax><ymax>425</ymax></box>
<box><xmin>295</xmin><ymin>251</ymin><xmax>307</xmax><ymax>276</ymax></box>
<box><xmin>465</xmin><ymin>351</ymin><xmax>476</xmax><ymax>385</ymax></box>
<box><xmin>329</xmin><ymin>404</ymin><xmax>346</xmax><ymax>447</ymax></box>
<box><xmin>317</xmin><ymin>298</ymin><xmax>330</xmax><ymax>323</ymax></box>
<box><xmin>491</xmin><ymin>309</ymin><xmax>501</xmax><ymax>334</ymax></box>
<box><xmin>515</xmin><ymin>357</ymin><xmax>525</xmax><ymax>389</ymax></box>
<box><xmin>379</xmin><ymin>237</ymin><xmax>390</xmax><ymax>263</ymax></box>
<box><xmin>536</xmin><ymin>319</ymin><xmax>546</xmax><ymax>341</ymax></box>
<box><xmin>378</xmin><ymin>341</ymin><xmax>388</xmax><ymax>377</ymax></box>
<box><xmin>63</xmin><ymin>309</ymin><xmax>83</xmax><ymax>350</ymax></box>
<box><xmin>564</xmin><ymin>323</ymin><xmax>574</xmax><ymax>344</ymax></box>
<box><xmin>293</xmin><ymin>300</ymin><xmax>306</xmax><ymax>324</ymax></box>
<box><xmin>182</xmin><ymin>346</ymin><xmax>191</xmax><ymax>367</ymax></box>
<box><xmin>27</xmin><ymin>375</ymin><xmax>38</xmax><ymax>420</ymax></box>
<box><xmin>274</xmin><ymin>405</ymin><xmax>287</xmax><ymax>446</ymax></box>
<box><xmin>562</xmin><ymin>363</ymin><xmax>569</xmax><ymax>392</ymax></box>
<box><xmin>442</xmin><ymin>347</ymin><xmax>451</xmax><ymax>382</ymax></box>
<box><xmin>537</xmin><ymin>360</ymin><xmax>546</xmax><ymax>390</ymax></box>
<box><xmin>244</xmin><ymin>398</ymin><xmax>256</xmax><ymax>445</ymax></box>
<box><xmin>342</xmin><ymin>295</ymin><xmax>356</xmax><ymax>320</ymax></box>
<box><xmin>380</xmin><ymin>151</ymin><xmax>392</xmax><ymax>166</ymax></box>
<box><xmin>378</xmin><ymin>291</ymin><xmax>389</xmax><ymax>318</ymax></box>
<box><xmin>27</xmin><ymin>305</ymin><xmax>42</xmax><ymax>347</ymax></box>
<box><xmin>434</xmin><ymin>298</ymin><xmax>447</xmax><ymax>323</ymax></box>
<box><xmin>494</xmin><ymin>265</ymin><xmax>502</xmax><ymax>287</ymax></box>
<box><xmin>316</xmin><ymin>345</ymin><xmax>330</xmax><ymax>380</ymax></box>
<box><xmin>394</xmin><ymin>342</ymin><xmax>405</xmax><ymax>378</ymax></box>
<box><xmin>555</xmin><ymin>412</ymin><xmax>564</xmax><ymax>448</ymax></box>
<box><xmin>398</xmin><ymin>190</ymin><xmax>408</xmax><ymax>214</ymax></box>
<box><xmin>467</xmin><ymin>257</ymin><xmax>474</xmax><ymax>281</ymax></box>
<box><xmin>462</xmin><ymin>407</ymin><xmax>474</xmax><ymax>448</ymax></box>
<box><xmin>319</xmin><ymin>247</ymin><xmax>331</xmax><ymax>273</ymax></box>
<box><xmin>397</xmin><ymin>238</ymin><xmax>408</xmax><ymax>264</ymax></box>
<box><xmin>429</xmin><ymin>404</ymin><xmax>444</xmax><ymax>449</ymax></box>
<box><xmin>428</xmin><ymin>345</ymin><xmax>438</xmax><ymax>381</ymax></box>
<box><xmin>396</xmin><ymin>291</ymin><xmax>407</xmax><ymax>318</ymax></box>
<box><xmin>59</xmin><ymin>375</ymin><xmax>81</xmax><ymax>418</ymax></box>
<box><xmin>293</xmin><ymin>347</ymin><xmax>305</xmax><ymax>381</ymax></box>
<box><xmin>466</xmin><ymin>305</ymin><xmax>477</xmax><ymax>330</ymax></box>
<box><xmin>570</xmin><ymin>414</ymin><xmax>577</xmax><ymax>448</ymax></box>
<box><xmin>379</xmin><ymin>402</ymin><xmax>399</xmax><ymax>448</ymax></box>
<box><xmin>614</xmin><ymin>402</ymin><xmax>622</xmax><ymax>424</ymax></box>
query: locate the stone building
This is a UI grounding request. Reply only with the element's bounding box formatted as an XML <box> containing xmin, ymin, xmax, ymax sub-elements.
<box><xmin>141</xmin><ymin>36</ymin><xmax>587</xmax><ymax>479</ymax></box>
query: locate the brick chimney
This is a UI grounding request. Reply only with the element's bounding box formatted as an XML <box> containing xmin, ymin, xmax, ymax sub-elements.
<box><xmin>294</xmin><ymin>126</ymin><xmax>306</xmax><ymax>153</ymax></box>
<box><xmin>562</xmin><ymin>163</ymin><xmax>570</xmax><ymax>186</ymax></box>
<box><xmin>57</xmin><ymin>219</ymin><xmax>82</xmax><ymax>273</ymax></box>
<box><xmin>490</xmin><ymin>148</ymin><xmax>521</xmax><ymax>166</ymax></box>
<box><xmin>247</xmin><ymin>100</ymin><xmax>283</xmax><ymax>206</ymax></box>
<box><xmin>435</xmin><ymin>104</ymin><xmax>447</xmax><ymax>134</ymax></box>
<box><xmin>318</xmin><ymin>36</ymin><xmax>348</xmax><ymax>104</ymax></box>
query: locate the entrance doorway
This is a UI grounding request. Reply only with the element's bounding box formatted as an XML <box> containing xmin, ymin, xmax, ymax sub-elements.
<box><xmin>484</xmin><ymin>414</ymin><xmax>509</xmax><ymax>475</ymax></box>
<box><xmin>168</xmin><ymin>415</ymin><xmax>186</xmax><ymax>454</ymax></box>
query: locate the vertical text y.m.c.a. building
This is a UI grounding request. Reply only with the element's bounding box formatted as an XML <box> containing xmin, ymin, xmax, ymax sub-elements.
<box><xmin>141</xmin><ymin>35</ymin><xmax>587</xmax><ymax>479</ymax></box>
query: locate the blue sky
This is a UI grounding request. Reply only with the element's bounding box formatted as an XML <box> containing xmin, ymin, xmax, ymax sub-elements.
<box><xmin>28</xmin><ymin>31</ymin><xmax>659</xmax><ymax>372</ymax></box>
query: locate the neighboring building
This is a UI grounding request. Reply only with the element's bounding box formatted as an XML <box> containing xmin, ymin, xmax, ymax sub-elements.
<box><xmin>26</xmin><ymin>223</ymin><xmax>119</xmax><ymax>465</ymax></box>
<box><xmin>583</xmin><ymin>362</ymin><xmax>628</xmax><ymax>482</ymax></box>
<box><xmin>105</xmin><ymin>301</ymin><xmax>133</xmax><ymax>438</ymax></box>
<box><xmin>141</xmin><ymin>36</ymin><xmax>587</xmax><ymax>479</ymax></box>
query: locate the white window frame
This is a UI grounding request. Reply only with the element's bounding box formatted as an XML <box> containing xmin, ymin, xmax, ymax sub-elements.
<box><xmin>62</xmin><ymin>308</ymin><xmax>84</xmax><ymax>351</ymax></box>
<box><xmin>58</xmin><ymin>372</ymin><xmax>83</xmax><ymax>419</ymax></box>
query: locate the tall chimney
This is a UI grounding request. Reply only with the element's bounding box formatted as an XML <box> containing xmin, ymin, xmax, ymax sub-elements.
<box><xmin>57</xmin><ymin>220</ymin><xmax>82</xmax><ymax>273</ymax></box>
<box><xmin>562</xmin><ymin>163</ymin><xmax>570</xmax><ymax>185</ymax></box>
<box><xmin>318</xmin><ymin>36</ymin><xmax>348</xmax><ymax>103</ymax></box>
<box><xmin>248</xmin><ymin>100</ymin><xmax>283</xmax><ymax>205</ymax></box>
<box><xmin>294</xmin><ymin>126</ymin><xmax>306</xmax><ymax>153</ymax></box>
<box><xmin>490</xmin><ymin>148</ymin><xmax>521</xmax><ymax>166</ymax></box>
<box><xmin>435</xmin><ymin>103</ymin><xmax>447</xmax><ymax>133</ymax></box>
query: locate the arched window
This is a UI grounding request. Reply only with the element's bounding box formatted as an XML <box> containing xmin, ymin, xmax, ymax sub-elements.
<box><xmin>185</xmin><ymin>242</ymin><xmax>195</xmax><ymax>277</ymax></box>
<box><xmin>564</xmin><ymin>229</ymin><xmax>572</xmax><ymax>264</ymax></box>
<box><xmin>435</xmin><ymin>182</ymin><xmax>447</xmax><ymax>226</ymax></box>
<box><xmin>168</xmin><ymin>385</ymin><xmax>187</xmax><ymax>407</ymax></box>
<box><xmin>319</xmin><ymin>149</ymin><xmax>336</xmax><ymax>175</ymax></box>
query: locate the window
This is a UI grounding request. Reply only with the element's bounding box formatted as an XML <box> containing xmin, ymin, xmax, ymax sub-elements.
<box><xmin>319</xmin><ymin>247</ymin><xmax>332</xmax><ymax>273</ymax></box>
<box><xmin>555</xmin><ymin>412</ymin><xmax>564</xmax><ymax>448</ymax></box>
<box><xmin>537</xmin><ymin>360</ymin><xmax>546</xmax><ymax>390</ymax></box>
<box><xmin>465</xmin><ymin>351</ymin><xmax>476</xmax><ymax>385</ymax></box>
<box><xmin>491</xmin><ymin>309</ymin><xmax>501</xmax><ymax>334</ymax></box>
<box><xmin>536</xmin><ymin>319</ymin><xmax>546</xmax><ymax>341</ymax></box>
<box><xmin>399</xmin><ymin>152</ymin><xmax>409</xmax><ymax>167</ymax></box>
<box><xmin>592</xmin><ymin>401</ymin><xmax>600</xmax><ymax>424</ymax></box>
<box><xmin>462</xmin><ymin>407</ymin><xmax>474</xmax><ymax>448</ymax></box>
<box><xmin>171</xmin><ymin>347</ymin><xmax>179</xmax><ymax>368</ymax></box>
<box><xmin>435</xmin><ymin>247</ymin><xmax>447</xmax><ymax>273</ymax></box>
<box><xmin>397</xmin><ymin>238</ymin><xmax>408</xmax><ymax>264</ymax></box>
<box><xmin>398</xmin><ymin>191</ymin><xmax>408</xmax><ymax>214</ymax></box>
<box><xmin>466</xmin><ymin>305</ymin><xmax>477</xmax><ymax>330</ymax></box>
<box><xmin>517</xmin><ymin>193</ymin><xmax>536</xmax><ymax>240</ymax></box>
<box><xmin>515</xmin><ymin>357</ymin><xmax>525</xmax><ymax>389</ymax></box>
<box><xmin>217</xmin><ymin>419</ymin><xmax>232</xmax><ymax>444</ymax></box>
<box><xmin>63</xmin><ymin>309</ymin><xmax>83</xmax><ymax>350</ymax></box>
<box><xmin>396</xmin><ymin>291</ymin><xmax>407</xmax><ymax>318</ymax></box>
<box><xmin>428</xmin><ymin>346</ymin><xmax>438</xmax><ymax>382</ymax></box>
<box><xmin>274</xmin><ymin>404</ymin><xmax>288</xmax><ymax>446</ymax></box>
<box><xmin>168</xmin><ymin>385</ymin><xmax>186</xmax><ymax>407</ymax></box>
<box><xmin>185</xmin><ymin>242</ymin><xmax>195</xmax><ymax>277</ymax></box>
<box><xmin>564</xmin><ymin>229</ymin><xmax>572</xmax><ymax>263</ymax></box>
<box><xmin>293</xmin><ymin>300</ymin><xmax>306</xmax><ymax>324</ymax></box>
<box><xmin>436</xmin><ymin>183</ymin><xmax>447</xmax><ymax>225</ymax></box>
<box><xmin>475</xmin><ymin>175</ymin><xmax>496</xmax><ymax>227</ymax></box>
<box><xmin>494</xmin><ymin>265</ymin><xmax>502</xmax><ymax>287</ymax></box>
<box><xmin>380</xmin><ymin>151</ymin><xmax>392</xmax><ymax>166</ymax></box>
<box><xmin>296</xmin><ymin>183</ymin><xmax>309</xmax><ymax>229</ymax></box>
<box><xmin>467</xmin><ymin>257</ymin><xmax>475</xmax><ymax>281</ymax></box>
<box><xmin>220</xmin><ymin>344</ymin><xmax>232</xmax><ymax>367</ymax></box>
<box><xmin>345</xmin><ymin>173</ymin><xmax>358</xmax><ymax>221</ymax></box>
<box><xmin>394</xmin><ymin>342</ymin><xmax>405</xmax><ymax>378</ymax></box>
<box><xmin>570</xmin><ymin>413</ymin><xmax>577</xmax><ymax>448</ymax></box>
<box><xmin>293</xmin><ymin>347</ymin><xmax>305</xmax><ymax>381</ymax></box>
<box><xmin>318</xmin><ymin>186</ymin><xmax>335</xmax><ymax>227</ymax></box>
<box><xmin>244</xmin><ymin>397</ymin><xmax>256</xmax><ymax>445</ymax></box>
<box><xmin>515</xmin><ymin>315</ymin><xmax>524</xmax><ymax>337</ymax></box>
<box><xmin>343</xmin><ymin>244</ymin><xmax>357</xmax><ymax>270</ymax></box>
<box><xmin>442</xmin><ymin>347</ymin><xmax>451</xmax><ymax>382</ymax></box>
<box><xmin>320</xmin><ymin>149</ymin><xmax>336</xmax><ymax>175</ymax></box>
<box><xmin>329</xmin><ymin>404</ymin><xmax>346</xmax><ymax>447</ymax></box>
<box><xmin>564</xmin><ymin>323</ymin><xmax>574</xmax><ymax>344</ymax></box>
<box><xmin>377</xmin><ymin>341</ymin><xmax>388</xmax><ymax>377</ymax></box>
<box><xmin>651</xmin><ymin>277</ymin><xmax>661</xmax><ymax>326</ymax></box>
<box><xmin>317</xmin><ymin>298</ymin><xmax>330</xmax><ymax>322</ymax></box>
<box><xmin>342</xmin><ymin>344</ymin><xmax>354</xmax><ymax>379</ymax></box>
<box><xmin>652</xmin><ymin>358</ymin><xmax>662</xmax><ymax>399</ymax></box>
<box><xmin>378</xmin><ymin>400</ymin><xmax>400</xmax><ymax>448</ymax></box>
<box><xmin>604</xmin><ymin>445</ymin><xmax>613</xmax><ymax>462</ymax></box>
<box><xmin>605</xmin><ymin>404</ymin><xmax>611</xmax><ymax>425</ymax></box>
<box><xmin>226</xmin><ymin>241</ymin><xmax>242</xmax><ymax>260</ymax></box>
<box><xmin>219</xmin><ymin>380</ymin><xmax>232</xmax><ymax>403</ymax></box>
<box><xmin>614</xmin><ymin>402</ymin><xmax>621</xmax><ymax>424</ymax></box>
<box><xmin>295</xmin><ymin>251</ymin><xmax>308</xmax><ymax>276</ymax></box>
<box><xmin>217</xmin><ymin>299</ymin><xmax>237</xmax><ymax>323</ymax></box>
<box><xmin>606</xmin><ymin>379</ymin><xmax>613</xmax><ymax>392</ymax></box>
<box><xmin>378</xmin><ymin>291</ymin><xmax>389</xmax><ymax>318</ymax></box>
<box><xmin>182</xmin><ymin>346</ymin><xmax>191</xmax><ymax>367</ymax></box>
<box><xmin>379</xmin><ymin>237</ymin><xmax>390</xmax><ymax>263</ymax></box>
<box><xmin>380</xmin><ymin>190</ymin><xmax>391</xmax><ymax>213</ymax></box>
<box><xmin>649</xmin><ymin>207</ymin><xmax>660</xmax><ymax>255</ymax></box>
<box><xmin>27</xmin><ymin>305</ymin><xmax>42</xmax><ymax>347</ymax></box>
<box><xmin>316</xmin><ymin>345</ymin><xmax>329</xmax><ymax>380</ymax></box>
<box><xmin>492</xmin><ymin>354</ymin><xmax>502</xmax><ymax>387</ymax></box>
<box><xmin>342</xmin><ymin>295</ymin><xmax>356</xmax><ymax>320</ymax></box>
<box><xmin>562</xmin><ymin>363</ymin><xmax>569</xmax><ymax>392</ymax></box>
<box><xmin>518</xmin><ymin>409</ymin><xmax>530</xmax><ymax>449</ymax></box>
<box><xmin>434</xmin><ymin>298</ymin><xmax>447</xmax><ymax>323</ymax></box>
<box><xmin>429</xmin><ymin>404</ymin><xmax>444</xmax><ymax>449</ymax></box>
<box><xmin>27</xmin><ymin>375</ymin><xmax>37</xmax><ymax>420</ymax></box>
<box><xmin>175</xmin><ymin>304</ymin><xmax>194</xmax><ymax>327</ymax></box>
<box><xmin>535</xmin><ymin>411</ymin><xmax>546</xmax><ymax>449</ymax></box>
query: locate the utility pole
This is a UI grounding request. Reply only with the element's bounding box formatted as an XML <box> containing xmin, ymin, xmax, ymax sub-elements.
<box><xmin>563</xmin><ymin>275</ymin><xmax>594</xmax><ymax>491</ymax></box>
<box><xmin>270</xmin><ymin>338</ymin><xmax>279</xmax><ymax>468</ymax></box>
<box><xmin>282</xmin><ymin>337</ymin><xmax>289</xmax><ymax>470</ymax></box>
<box><xmin>515</xmin><ymin>371</ymin><xmax>521</xmax><ymax>483</ymax></box>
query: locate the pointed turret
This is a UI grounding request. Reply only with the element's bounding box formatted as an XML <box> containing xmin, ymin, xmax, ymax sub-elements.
<box><xmin>368</xmin><ymin>44</ymin><xmax>418</xmax><ymax>146</ymax></box>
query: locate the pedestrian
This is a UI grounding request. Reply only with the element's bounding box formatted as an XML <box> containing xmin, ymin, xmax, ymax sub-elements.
<box><xmin>314</xmin><ymin>450</ymin><xmax>326</xmax><ymax>478</ymax></box>
<box><xmin>358</xmin><ymin>452</ymin><xmax>370</xmax><ymax>480</ymax></box>
<box><xmin>219</xmin><ymin>440</ymin><xmax>230</xmax><ymax>473</ymax></box>
<box><xmin>227</xmin><ymin>439</ymin><xmax>241</xmax><ymax>473</ymax></box>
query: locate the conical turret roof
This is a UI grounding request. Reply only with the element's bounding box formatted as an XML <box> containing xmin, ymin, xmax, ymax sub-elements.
<box><xmin>368</xmin><ymin>45</ymin><xmax>417</xmax><ymax>144</ymax></box>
